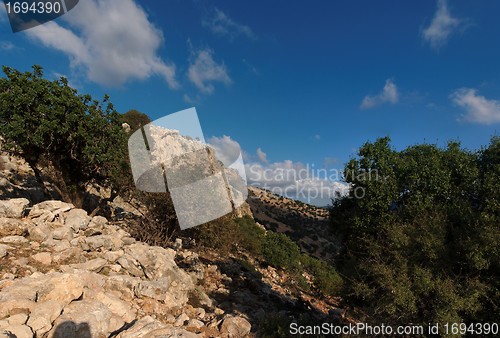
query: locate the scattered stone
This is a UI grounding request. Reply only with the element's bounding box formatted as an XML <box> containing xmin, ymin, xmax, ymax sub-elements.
<box><xmin>29</xmin><ymin>201</ymin><xmax>74</xmax><ymax>221</ymax></box>
<box><xmin>103</xmin><ymin>250</ymin><xmax>124</xmax><ymax>263</ymax></box>
<box><xmin>194</xmin><ymin>307</ymin><xmax>206</xmax><ymax>319</ymax></box>
<box><xmin>0</xmin><ymin>236</ymin><xmax>28</xmax><ymax>244</ymax></box>
<box><xmin>0</xmin><ymin>244</ymin><xmax>11</xmax><ymax>259</ymax></box>
<box><xmin>89</xmin><ymin>215</ymin><xmax>108</xmax><ymax>228</ymax></box>
<box><xmin>220</xmin><ymin>316</ymin><xmax>252</xmax><ymax>338</ymax></box>
<box><xmin>2</xmin><ymin>313</ymin><xmax>28</xmax><ymax>326</ymax></box>
<box><xmin>85</xmin><ymin>235</ymin><xmax>123</xmax><ymax>251</ymax></box>
<box><xmin>31</xmin><ymin>252</ymin><xmax>52</xmax><ymax>265</ymax></box>
<box><xmin>0</xmin><ymin>199</ymin><xmax>29</xmax><ymax>219</ymax></box>
<box><xmin>69</xmin><ymin>258</ymin><xmax>108</xmax><ymax>272</ymax></box>
<box><xmin>0</xmin><ymin>325</ymin><xmax>32</xmax><ymax>338</ymax></box>
<box><xmin>48</xmin><ymin>300</ymin><xmax>114</xmax><ymax>338</ymax></box>
<box><xmin>26</xmin><ymin>300</ymin><xmax>63</xmax><ymax>337</ymax></box>
<box><xmin>174</xmin><ymin>313</ymin><xmax>189</xmax><ymax>327</ymax></box>
<box><xmin>93</xmin><ymin>291</ymin><xmax>136</xmax><ymax>322</ymax></box>
<box><xmin>0</xmin><ymin>218</ymin><xmax>28</xmax><ymax>237</ymax></box>
<box><xmin>64</xmin><ymin>209</ymin><xmax>90</xmax><ymax>231</ymax></box>
<box><xmin>187</xmin><ymin>319</ymin><xmax>204</xmax><ymax>329</ymax></box>
<box><xmin>51</xmin><ymin>227</ymin><xmax>74</xmax><ymax>241</ymax></box>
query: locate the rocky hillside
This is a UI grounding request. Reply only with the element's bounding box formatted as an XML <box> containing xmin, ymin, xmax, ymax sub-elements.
<box><xmin>0</xmin><ymin>198</ymin><xmax>254</xmax><ymax>337</ymax></box>
<box><xmin>0</xmin><ymin>140</ymin><xmax>346</xmax><ymax>338</ymax></box>
<box><xmin>247</xmin><ymin>187</ymin><xmax>339</xmax><ymax>262</ymax></box>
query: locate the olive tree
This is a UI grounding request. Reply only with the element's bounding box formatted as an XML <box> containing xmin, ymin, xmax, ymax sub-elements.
<box><xmin>0</xmin><ymin>65</ymin><xmax>128</xmax><ymax>208</ymax></box>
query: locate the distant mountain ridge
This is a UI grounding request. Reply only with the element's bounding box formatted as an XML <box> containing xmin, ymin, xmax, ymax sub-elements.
<box><xmin>247</xmin><ymin>186</ymin><xmax>339</xmax><ymax>262</ymax></box>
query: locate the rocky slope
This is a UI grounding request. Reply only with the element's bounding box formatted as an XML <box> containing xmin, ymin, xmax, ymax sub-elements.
<box><xmin>1</xmin><ymin>138</ymin><xmax>346</xmax><ymax>338</ymax></box>
<box><xmin>247</xmin><ymin>187</ymin><xmax>339</xmax><ymax>262</ymax></box>
<box><xmin>0</xmin><ymin>199</ymin><xmax>252</xmax><ymax>338</ymax></box>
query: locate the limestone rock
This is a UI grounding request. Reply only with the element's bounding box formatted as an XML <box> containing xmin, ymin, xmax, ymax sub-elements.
<box><xmin>174</xmin><ymin>313</ymin><xmax>189</xmax><ymax>327</ymax></box>
<box><xmin>89</xmin><ymin>215</ymin><xmax>108</xmax><ymax>229</ymax></box>
<box><xmin>0</xmin><ymin>199</ymin><xmax>29</xmax><ymax>219</ymax></box>
<box><xmin>220</xmin><ymin>316</ymin><xmax>252</xmax><ymax>338</ymax></box>
<box><xmin>85</xmin><ymin>235</ymin><xmax>123</xmax><ymax>251</ymax></box>
<box><xmin>29</xmin><ymin>201</ymin><xmax>74</xmax><ymax>222</ymax></box>
<box><xmin>31</xmin><ymin>252</ymin><xmax>52</xmax><ymax>265</ymax></box>
<box><xmin>37</xmin><ymin>273</ymin><xmax>85</xmax><ymax>305</ymax></box>
<box><xmin>48</xmin><ymin>300</ymin><xmax>113</xmax><ymax>338</ymax></box>
<box><xmin>0</xmin><ymin>236</ymin><xmax>28</xmax><ymax>244</ymax></box>
<box><xmin>69</xmin><ymin>258</ymin><xmax>108</xmax><ymax>272</ymax></box>
<box><xmin>51</xmin><ymin>227</ymin><xmax>74</xmax><ymax>241</ymax></box>
<box><xmin>64</xmin><ymin>209</ymin><xmax>90</xmax><ymax>231</ymax></box>
<box><xmin>1</xmin><ymin>325</ymin><xmax>32</xmax><ymax>338</ymax></box>
<box><xmin>116</xmin><ymin>316</ymin><xmax>200</xmax><ymax>338</ymax></box>
<box><xmin>26</xmin><ymin>300</ymin><xmax>63</xmax><ymax>337</ymax></box>
<box><xmin>0</xmin><ymin>218</ymin><xmax>28</xmax><ymax>237</ymax></box>
<box><xmin>0</xmin><ymin>244</ymin><xmax>11</xmax><ymax>259</ymax></box>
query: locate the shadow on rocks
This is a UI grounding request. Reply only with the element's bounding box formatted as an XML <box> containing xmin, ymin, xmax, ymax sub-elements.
<box><xmin>51</xmin><ymin>321</ymin><xmax>92</xmax><ymax>338</ymax></box>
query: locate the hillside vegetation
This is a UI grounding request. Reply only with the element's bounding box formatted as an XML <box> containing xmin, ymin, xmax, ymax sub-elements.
<box><xmin>331</xmin><ymin>136</ymin><xmax>500</xmax><ymax>326</ymax></box>
<box><xmin>1</xmin><ymin>65</ymin><xmax>498</xmax><ymax>336</ymax></box>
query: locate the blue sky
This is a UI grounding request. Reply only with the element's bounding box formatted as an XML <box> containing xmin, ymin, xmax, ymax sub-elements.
<box><xmin>1</xmin><ymin>0</ymin><xmax>499</xmax><ymax>205</ymax></box>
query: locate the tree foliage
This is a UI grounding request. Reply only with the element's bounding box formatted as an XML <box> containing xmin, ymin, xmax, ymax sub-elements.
<box><xmin>331</xmin><ymin>136</ymin><xmax>500</xmax><ymax>327</ymax></box>
<box><xmin>121</xmin><ymin>109</ymin><xmax>151</xmax><ymax>133</ymax></box>
<box><xmin>0</xmin><ymin>65</ymin><xmax>128</xmax><ymax>207</ymax></box>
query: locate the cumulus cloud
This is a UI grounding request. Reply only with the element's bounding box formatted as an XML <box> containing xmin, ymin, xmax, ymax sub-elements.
<box><xmin>422</xmin><ymin>0</ymin><xmax>462</xmax><ymax>50</ymax></box>
<box><xmin>246</xmin><ymin>160</ymin><xmax>349</xmax><ymax>206</ymax></box>
<box><xmin>360</xmin><ymin>79</ymin><xmax>399</xmax><ymax>110</ymax></box>
<box><xmin>202</xmin><ymin>8</ymin><xmax>255</xmax><ymax>40</ymax></box>
<box><xmin>25</xmin><ymin>0</ymin><xmax>178</xmax><ymax>88</ymax></box>
<box><xmin>451</xmin><ymin>88</ymin><xmax>500</xmax><ymax>125</ymax></box>
<box><xmin>256</xmin><ymin>148</ymin><xmax>268</xmax><ymax>163</ymax></box>
<box><xmin>207</xmin><ymin>135</ymin><xmax>243</xmax><ymax>167</ymax></box>
<box><xmin>205</xmin><ymin>135</ymin><xmax>349</xmax><ymax>205</ymax></box>
<box><xmin>188</xmin><ymin>49</ymin><xmax>231</xmax><ymax>94</ymax></box>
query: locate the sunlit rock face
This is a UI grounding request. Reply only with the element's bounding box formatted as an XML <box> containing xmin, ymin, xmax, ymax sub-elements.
<box><xmin>129</xmin><ymin>121</ymin><xmax>249</xmax><ymax>229</ymax></box>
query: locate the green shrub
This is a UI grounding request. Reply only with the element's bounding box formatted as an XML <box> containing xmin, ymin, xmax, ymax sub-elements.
<box><xmin>188</xmin><ymin>214</ymin><xmax>239</xmax><ymax>253</ymax></box>
<box><xmin>332</xmin><ymin>137</ymin><xmax>500</xmax><ymax>326</ymax></box>
<box><xmin>262</xmin><ymin>232</ymin><xmax>302</xmax><ymax>272</ymax></box>
<box><xmin>0</xmin><ymin>65</ymin><xmax>128</xmax><ymax>208</ymax></box>
<box><xmin>301</xmin><ymin>255</ymin><xmax>343</xmax><ymax>295</ymax></box>
<box><xmin>236</xmin><ymin>216</ymin><xmax>265</xmax><ymax>255</ymax></box>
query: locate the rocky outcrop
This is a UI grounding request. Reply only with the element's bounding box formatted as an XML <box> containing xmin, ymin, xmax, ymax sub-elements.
<box><xmin>0</xmin><ymin>199</ymin><xmax>252</xmax><ymax>337</ymax></box>
<box><xmin>0</xmin><ymin>199</ymin><xmax>30</xmax><ymax>219</ymax></box>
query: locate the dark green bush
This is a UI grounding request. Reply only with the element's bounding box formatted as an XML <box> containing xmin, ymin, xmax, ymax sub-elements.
<box><xmin>301</xmin><ymin>255</ymin><xmax>343</xmax><ymax>296</ymax></box>
<box><xmin>0</xmin><ymin>65</ymin><xmax>128</xmax><ymax>208</ymax></box>
<box><xmin>262</xmin><ymin>232</ymin><xmax>302</xmax><ymax>272</ymax></box>
<box><xmin>236</xmin><ymin>216</ymin><xmax>265</xmax><ymax>255</ymax></box>
<box><xmin>332</xmin><ymin>137</ymin><xmax>500</xmax><ymax>326</ymax></box>
<box><xmin>121</xmin><ymin>109</ymin><xmax>151</xmax><ymax>133</ymax></box>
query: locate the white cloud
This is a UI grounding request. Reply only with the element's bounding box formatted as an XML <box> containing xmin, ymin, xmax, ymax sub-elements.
<box><xmin>1</xmin><ymin>41</ymin><xmax>15</xmax><ymax>50</ymax></box>
<box><xmin>208</xmin><ymin>135</ymin><xmax>349</xmax><ymax>205</ymax></box>
<box><xmin>360</xmin><ymin>79</ymin><xmax>399</xmax><ymax>110</ymax></box>
<box><xmin>183</xmin><ymin>94</ymin><xmax>195</xmax><ymax>105</ymax></box>
<box><xmin>256</xmin><ymin>148</ymin><xmax>268</xmax><ymax>163</ymax></box>
<box><xmin>246</xmin><ymin>160</ymin><xmax>349</xmax><ymax>206</ymax></box>
<box><xmin>451</xmin><ymin>88</ymin><xmax>500</xmax><ymax>125</ymax></box>
<box><xmin>422</xmin><ymin>0</ymin><xmax>461</xmax><ymax>50</ymax></box>
<box><xmin>25</xmin><ymin>0</ymin><xmax>178</xmax><ymax>88</ymax></box>
<box><xmin>188</xmin><ymin>49</ymin><xmax>231</xmax><ymax>94</ymax></box>
<box><xmin>202</xmin><ymin>8</ymin><xmax>255</xmax><ymax>40</ymax></box>
<box><xmin>207</xmin><ymin>135</ymin><xmax>242</xmax><ymax>167</ymax></box>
